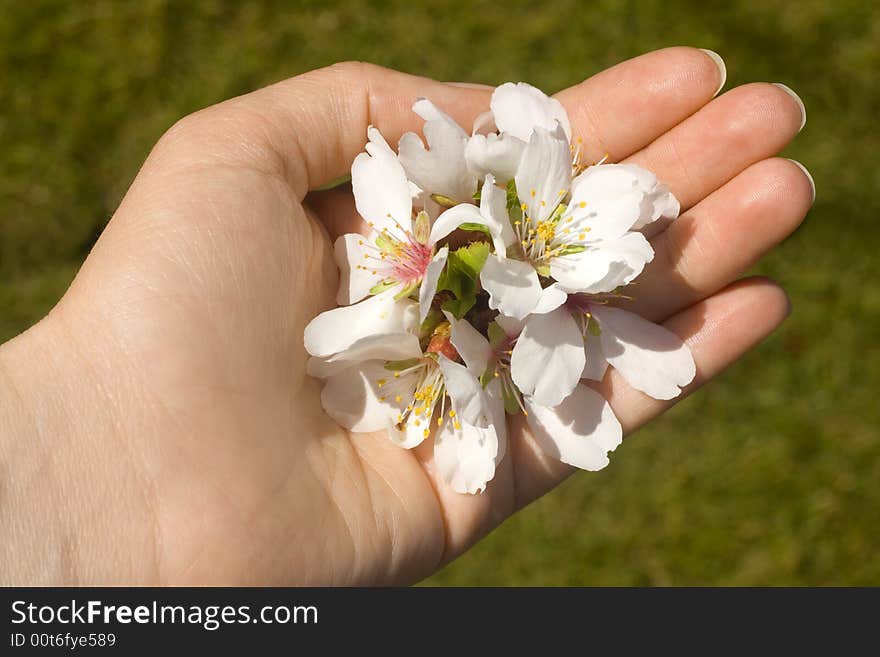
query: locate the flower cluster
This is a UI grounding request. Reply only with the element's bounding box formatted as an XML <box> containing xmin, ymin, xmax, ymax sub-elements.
<box><xmin>304</xmin><ymin>83</ymin><xmax>695</xmax><ymax>494</ymax></box>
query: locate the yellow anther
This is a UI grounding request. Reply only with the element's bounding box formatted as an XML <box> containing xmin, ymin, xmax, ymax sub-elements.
<box><xmin>578</xmin><ymin>233</ymin><xmax>586</xmax><ymax>240</ymax></box>
<box><xmin>494</xmin><ymin>371</ymin><xmax>500</xmax><ymax>377</ymax></box>
<box><xmin>394</xmin><ymin>395</ymin><xmax>402</xmax><ymax>402</ymax></box>
<box><xmin>540</xmin><ymin>200</ymin><xmax>546</xmax><ymax>207</ymax></box>
<box><xmin>436</xmin><ymin>418</ymin><xmax>443</xmax><ymax>427</ymax></box>
<box><xmin>415</xmin><ymin>419</ymin><xmax>421</xmax><ymax>427</ymax></box>
<box><xmin>377</xmin><ymin>379</ymin><xmax>386</xmax><ymax>387</ymax></box>
<box><xmin>520</xmin><ymin>203</ymin><xmax>527</xmax><ymax>211</ymax></box>
<box><xmin>536</xmin><ymin>221</ymin><xmax>555</xmax><ymax>242</ymax></box>
<box><xmin>378</xmin><ymin>396</ymin><xmax>386</xmax><ymax>402</ymax></box>
<box><xmin>394</xmin><ymin>372</ymin><xmax>401</xmax><ymax>378</ymax></box>
<box><xmin>449</xmin><ymin>409</ymin><xmax>456</xmax><ymax>418</ymax></box>
<box><xmin>453</xmin><ymin>421</ymin><xmax>462</xmax><ymax>430</ymax></box>
<box><xmin>579</xmin><ymin>201</ymin><xmax>586</xmax><ymax>208</ymax></box>
<box><xmin>530</xmin><ymin>189</ymin><xmax>536</xmax><ymax>198</ymax></box>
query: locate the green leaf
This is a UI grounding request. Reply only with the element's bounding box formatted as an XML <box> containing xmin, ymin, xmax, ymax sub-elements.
<box><xmin>369</xmin><ymin>279</ymin><xmax>397</xmax><ymax>295</ymax></box>
<box><xmin>453</xmin><ymin>241</ymin><xmax>490</xmax><ymax>276</ymax></box>
<box><xmin>435</xmin><ymin>241</ymin><xmax>490</xmax><ymax>318</ymax></box>
<box><xmin>440</xmin><ymin>295</ymin><xmax>475</xmax><ymax>319</ymax></box>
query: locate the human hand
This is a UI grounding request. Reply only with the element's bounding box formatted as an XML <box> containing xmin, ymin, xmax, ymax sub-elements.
<box><xmin>0</xmin><ymin>48</ymin><xmax>812</xmax><ymax>585</ymax></box>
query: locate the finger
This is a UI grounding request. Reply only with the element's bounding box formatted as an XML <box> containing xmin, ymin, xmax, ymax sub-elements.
<box><xmin>310</xmin><ymin>46</ymin><xmax>726</xmax><ymax>240</ymax></box>
<box><xmin>621</xmin><ymin>157</ymin><xmax>814</xmax><ymax>322</ymax></box>
<box><xmin>625</xmin><ymin>82</ymin><xmax>807</xmax><ymax>209</ymax></box>
<box><xmin>555</xmin><ymin>46</ymin><xmax>726</xmax><ymax>163</ymax></box>
<box><xmin>509</xmin><ymin>277</ymin><xmax>791</xmax><ymax>507</ymax></box>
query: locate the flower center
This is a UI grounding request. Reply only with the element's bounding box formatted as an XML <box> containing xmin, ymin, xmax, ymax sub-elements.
<box><xmin>357</xmin><ymin>224</ymin><xmax>434</xmax><ymax>288</ymax></box>
<box><xmin>378</xmin><ymin>357</ymin><xmax>459</xmax><ymax>440</ymax></box>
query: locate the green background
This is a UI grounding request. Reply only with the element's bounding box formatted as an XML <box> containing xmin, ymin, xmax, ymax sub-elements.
<box><xmin>2</xmin><ymin>0</ymin><xmax>878</xmax><ymax>585</ymax></box>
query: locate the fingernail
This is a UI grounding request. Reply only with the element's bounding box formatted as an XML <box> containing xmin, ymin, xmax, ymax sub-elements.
<box><xmin>773</xmin><ymin>83</ymin><xmax>807</xmax><ymax>132</ymax></box>
<box><xmin>699</xmin><ymin>49</ymin><xmax>727</xmax><ymax>97</ymax></box>
<box><xmin>447</xmin><ymin>81</ymin><xmax>494</xmax><ymax>90</ymax></box>
<box><xmin>786</xmin><ymin>158</ymin><xmax>816</xmax><ymax>204</ymax></box>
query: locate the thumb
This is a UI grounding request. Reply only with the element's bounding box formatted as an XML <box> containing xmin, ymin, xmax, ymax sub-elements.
<box><xmin>142</xmin><ymin>61</ymin><xmax>493</xmax><ymax>199</ymax></box>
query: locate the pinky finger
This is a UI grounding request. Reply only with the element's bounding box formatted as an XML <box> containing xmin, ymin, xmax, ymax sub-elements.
<box><xmin>598</xmin><ymin>276</ymin><xmax>792</xmax><ymax>433</ymax></box>
<box><xmin>512</xmin><ymin>276</ymin><xmax>791</xmax><ymax>507</ymax></box>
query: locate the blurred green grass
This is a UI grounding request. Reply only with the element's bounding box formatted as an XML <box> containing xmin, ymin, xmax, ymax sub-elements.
<box><xmin>2</xmin><ymin>0</ymin><xmax>878</xmax><ymax>584</ymax></box>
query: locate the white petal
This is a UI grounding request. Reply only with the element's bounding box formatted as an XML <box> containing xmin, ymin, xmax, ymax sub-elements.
<box><xmin>494</xmin><ymin>314</ymin><xmax>524</xmax><ymax>337</ymax></box>
<box><xmin>465</xmin><ymin>132</ymin><xmax>526</xmax><ymax>183</ymax></box>
<box><xmin>387</xmin><ymin>418</ymin><xmax>429</xmax><ymax>449</ymax></box>
<box><xmin>616</xmin><ymin>163</ymin><xmax>681</xmax><ymax>230</ymax></box>
<box><xmin>321</xmin><ymin>361</ymin><xmax>416</xmax><ymax>433</ymax></box>
<box><xmin>434</xmin><ymin>177</ymin><xmax>516</xmax><ymax>256</ymax></box>
<box><xmin>438</xmin><ymin>355</ymin><xmax>490</xmax><ymax>427</ymax></box>
<box><xmin>471</xmin><ymin>109</ymin><xmax>496</xmax><ymax>135</ymax></box>
<box><xmin>398</xmin><ymin>99</ymin><xmax>476</xmax><ymax>202</ymax></box>
<box><xmin>433</xmin><ymin>421</ymin><xmax>499</xmax><ymax>494</ymax></box>
<box><xmin>551</xmin><ymin>232</ymin><xmax>654</xmax><ymax>294</ymax></box>
<box><xmin>592</xmin><ymin>305</ymin><xmax>696</xmax><ymax>400</ymax></box>
<box><xmin>581</xmin><ymin>329</ymin><xmax>608</xmax><ymax>381</ymax></box>
<box><xmin>479</xmin><ymin>174</ymin><xmax>517</xmax><ymax>254</ymax></box>
<box><xmin>334</xmin><ymin>233</ymin><xmax>383</xmax><ymax>305</ymax></box>
<box><xmin>515</xmin><ymin>125</ymin><xmax>571</xmax><ymax>224</ymax></box>
<box><xmin>419</xmin><ymin>247</ymin><xmax>448</xmax><ymax>324</ymax></box>
<box><xmin>511</xmin><ymin>307</ymin><xmax>585</xmax><ymax>407</ymax></box>
<box><xmin>303</xmin><ymin>291</ymin><xmax>419</xmax><ymax>358</ymax></box>
<box><xmin>429</xmin><ymin>204</ymin><xmax>482</xmax><ymax>245</ymax></box>
<box><xmin>566</xmin><ymin>166</ymin><xmax>647</xmax><ymax>241</ymax></box>
<box><xmin>485</xmin><ymin>378</ymin><xmax>507</xmax><ymax>463</ymax></box>
<box><xmin>479</xmin><ymin>254</ymin><xmax>543</xmax><ymax>320</ymax></box>
<box><xmin>433</xmin><ymin>379</ymin><xmax>506</xmax><ymax>494</ymax></box>
<box><xmin>532</xmin><ymin>282</ymin><xmax>568</xmax><ymax>314</ymax></box>
<box><xmin>447</xmin><ymin>314</ymin><xmax>493</xmax><ymax>376</ymax></box>
<box><xmin>491</xmin><ymin>82</ymin><xmax>572</xmax><ymax>143</ymax></box>
<box><xmin>306</xmin><ymin>333</ymin><xmax>422</xmax><ymax>378</ymax></box>
<box><xmin>524</xmin><ymin>385</ymin><xmax>622</xmax><ymax>471</ymax></box>
<box><xmin>351</xmin><ymin>127</ymin><xmax>412</xmax><ymax>238</ymax></box>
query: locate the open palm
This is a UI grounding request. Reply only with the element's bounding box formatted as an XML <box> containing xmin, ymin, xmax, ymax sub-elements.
<box><xmin>32</xmin><ymin>49</ymin><xmax>811</xmax><ymax>585</ymax></box>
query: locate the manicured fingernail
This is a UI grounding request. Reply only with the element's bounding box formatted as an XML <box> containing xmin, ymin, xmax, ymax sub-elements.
<box><xmin>773</xmin><ymin>83</ymin><xmax>807</xmax><ymax>132</ymax></box>
<box><xmin>786</xmin><ymin>159</ymin><xmax>815</xmax><ymax>204</ymax></box>
<box><xmin>699</xmin><ymin>48</ymin><xmax>727</xmax><ymax>97</ymax></box>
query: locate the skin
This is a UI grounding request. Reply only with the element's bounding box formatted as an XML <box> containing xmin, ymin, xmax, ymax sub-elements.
<box><xmin>0</xmin><ymin>48</ymin><xmax>813</xmax><ymax>585</ymax></box>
